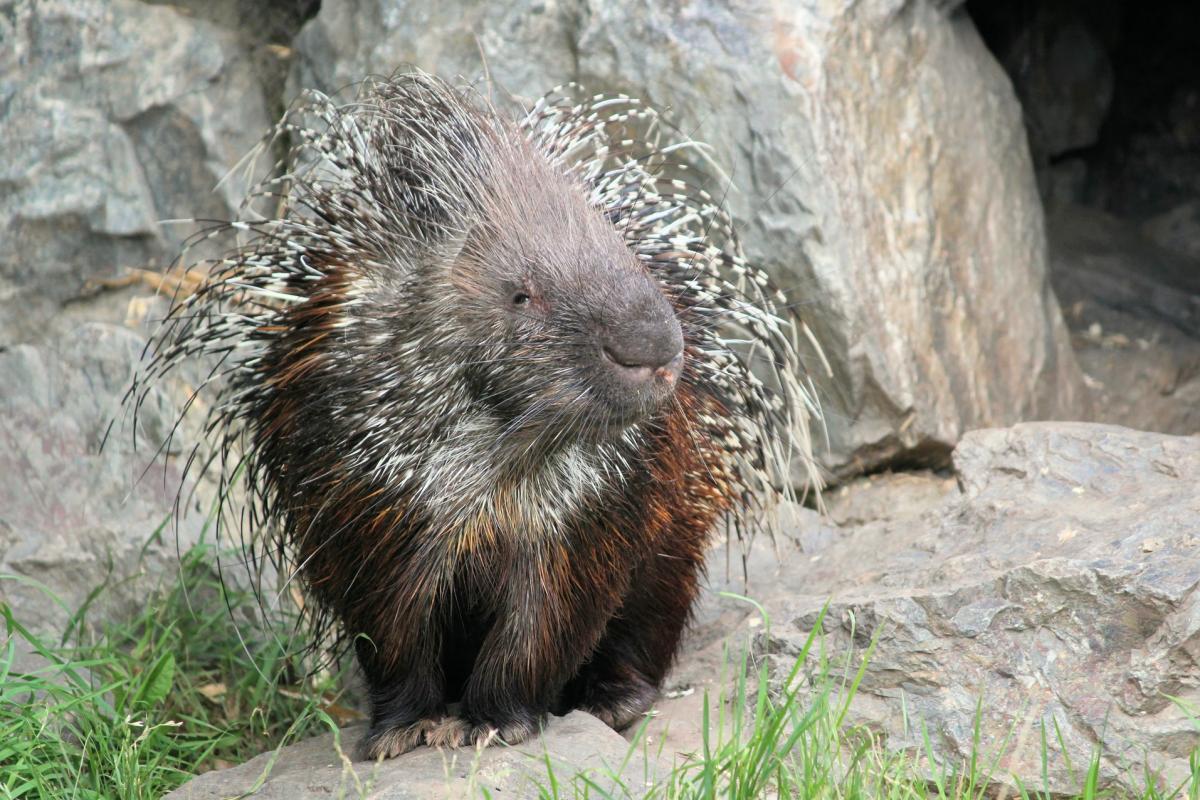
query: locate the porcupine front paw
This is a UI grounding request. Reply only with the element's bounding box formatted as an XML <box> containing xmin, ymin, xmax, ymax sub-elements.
<box><xmin>360</xmin><ymin>717</ymin><xmax>443</xmax><ymax>760</ymax></box>
<box><xmin>425</xmin><ymin>708</ymin><xmax>544</xmax><ymax>748</ymax></box>
<box><xmin>578</xmin><ymin>671</ymin><xmax>658</xmax><ymax>730</ymax></box>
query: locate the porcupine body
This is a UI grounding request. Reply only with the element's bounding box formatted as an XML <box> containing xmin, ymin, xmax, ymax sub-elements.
<box><xmin>131</xmin><ymin>71</ymin><xmax>823</xmax><ymax>759</ymax></box>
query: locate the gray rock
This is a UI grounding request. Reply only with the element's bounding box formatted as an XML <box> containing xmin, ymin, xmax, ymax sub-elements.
<box><xmin>166</xmin><ymin>712</ymin><xmax>661</xmax><ymax>799</ymax></box>
<box><xmin>0</xmin><ymin>0</ymin><xmax>271</xmax><ymax>345</ymax></box>
<box><xmin>1047</xmin><ymin>204</ymin><xmax>1200</xmax><ymax>438</ymax></box>
<box><xmin>1143</xmin><ymin>201</ymin><xmax>1200</xmax><ymax>264</ymax></box>
<box><xmin>289</xmin><ymin>0</ymin><xmax>1086</xmax><ymax>476</ymax></box>
<box><xmin>0</xmin><ymin>323</ymin><xmax>205</xmax><ymax>640</ymax></box>
<box><xmin>1043</xmin><ymin>157</ymin><xmax>1089</xmax><ymax>212</ymax></box>
<box><xmin>761</xmin><ymin>422</ymin><xmax>1200</xmax><ymax>792</ymax></box>
<box><xmin>1006</xmin><ymin>16</ymin><xmax>1113</xmax><ymax>161</ymax></box>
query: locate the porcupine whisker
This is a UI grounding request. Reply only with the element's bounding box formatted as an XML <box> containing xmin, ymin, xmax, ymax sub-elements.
<box><xmin>495</xmin><ymin>393</ymin><xmax>560</xmax><ymax>445</ymax></box>
<box><xmin>131</xmin><ymin>346</ymin><xmax>236</xmax><ymax>492</ymax></box>
<box><xmin>522</xmin><ymin>386</ymin><xmax>591</xmax><ymax>463</ymax></box>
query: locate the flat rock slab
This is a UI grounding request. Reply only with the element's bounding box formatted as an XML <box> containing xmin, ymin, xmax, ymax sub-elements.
<box><xmin>764</xmin><ymin>422</ymin><xmax>1200</xmax><ymax>792</ymax></box>
<box><xmin>166</xmin><ymin>712</ymin><xmax>660</xmax><ymax>799</ymax></box>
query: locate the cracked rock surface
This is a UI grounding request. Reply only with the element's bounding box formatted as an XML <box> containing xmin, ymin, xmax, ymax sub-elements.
<box><xmin>0</xmin><ymin>0</ymin><xmax>271</xmax><ymax>345</ymax></box>
<box><xmin>760</xmin><ymin>423</ymin><xmax>1200</xmax><ymax>792</ymax></box>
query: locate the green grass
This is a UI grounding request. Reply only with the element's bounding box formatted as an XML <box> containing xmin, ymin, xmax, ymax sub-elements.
<box><xmin>2</xmin><ymin>539</ymin><xmax>1198</xmax><ymax>799</ymax></box>
<box><xmin>0</xmin><ymin>537</ymin><xmax>344</xmax><ymax>799</ymax></box>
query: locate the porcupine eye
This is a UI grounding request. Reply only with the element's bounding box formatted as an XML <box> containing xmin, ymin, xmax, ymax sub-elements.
<box><xmin>511</xmin><ymin>291</ymin><xmax>530</xmax><ymax>306</ymax></box>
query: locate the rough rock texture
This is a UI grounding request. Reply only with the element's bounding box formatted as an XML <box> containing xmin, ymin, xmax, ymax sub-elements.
<box><xmin>289</xmin><ymin>0</ymin><xmax>1086</xmax><ymax>475</ymax></box>
<box><xmin>761</xmin><ymin>423</ymin><xmax>1200</xmax><ymax>792</ymax></box>
<box><xmin>166</xmin><ymin>712</ymin><xmax>661</xmax><ymax>799</ymax></box>
<box><xmin>1049</xmin><ymin>204</ymin><xmax>1200</xmax><ymax>338</ymax></box>
<box><xmin>0</xmin><ymin>0</ymin><xmax>287</xmax><ymax>643</ymax></box>
<box><xmin>0</xmin><ymin>323</ymin><xmax>205</xmax><ymax>644</ymax></box>
<box><xmin>0</xmin><ymin>0</ymin><xmax>272</xmax><ymax>345</ymax></box>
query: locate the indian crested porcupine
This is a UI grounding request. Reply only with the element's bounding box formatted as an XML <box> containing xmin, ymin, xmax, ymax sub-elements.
<box><xmin>128</xmin><ymin>71</ymin><xmax>825</xmax><ymax>760</ymax></box>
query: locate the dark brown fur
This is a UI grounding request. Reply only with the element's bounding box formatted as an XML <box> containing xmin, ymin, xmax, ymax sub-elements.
<box><xmin>255</xmin><ymin>255</ymin><xmax>731</xmax><ymax>756</ymax></box>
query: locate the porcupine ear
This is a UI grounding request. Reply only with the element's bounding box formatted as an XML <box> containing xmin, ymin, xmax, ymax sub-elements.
<box><xmin>523</xmin><ymin>85</ymin><xmax>830</xmax><ymax>536</ymax></box>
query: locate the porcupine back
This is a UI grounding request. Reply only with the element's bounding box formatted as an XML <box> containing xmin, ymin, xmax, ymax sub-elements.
<box><xmin>125</xmin><ymin>71</ymin><xmax>827</xmax><ymax>661</ymax></box>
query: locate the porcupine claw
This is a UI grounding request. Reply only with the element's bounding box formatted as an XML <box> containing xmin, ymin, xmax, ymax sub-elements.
<box><xmin>579</xmin><ymin>674</ymin><xmax>658</xmax><ymax>731</ymax></box>
<box><xmin>360</xmin><ymin>717</ymin><xmax>443</xmax><ymax>760</ymax></box>
<box><xmin>423</xmin><ymin>713</ymin><xmax>542</xmax><ymax>749</ymax></box>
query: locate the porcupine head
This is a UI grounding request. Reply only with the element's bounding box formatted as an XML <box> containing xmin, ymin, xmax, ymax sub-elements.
<box><xmin>421</xmin><ymin>121</ymin><xmax>686</xmax><ymax>462</ymax></box>
<box><xmin>130</xmin><ymin>73</ymin><xmax>824</xmax><ymax>760</ymax></box>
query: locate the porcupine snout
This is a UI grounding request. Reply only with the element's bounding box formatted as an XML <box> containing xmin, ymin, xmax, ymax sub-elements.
<box><xmin>599</xmin><ymin>306</ymin><xmax>684</xmax><ymax>386</ymax></box>
<box><xmin>588</xmin><ymin>272</ymin><xmax>685</xmax><ymax>427</ymax></box>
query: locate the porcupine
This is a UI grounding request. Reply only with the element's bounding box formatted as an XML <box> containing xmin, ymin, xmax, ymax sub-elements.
<box><xmin>127</xmin><ymin>71</ymin><xmax>825</xmax><ymax>760</ymax></box>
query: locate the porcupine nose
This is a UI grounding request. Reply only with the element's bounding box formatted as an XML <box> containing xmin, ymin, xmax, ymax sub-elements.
<box><xmin>600</xmin><ymin>315</ymin><xmax>685</xmax><ymax>387</ymax></box>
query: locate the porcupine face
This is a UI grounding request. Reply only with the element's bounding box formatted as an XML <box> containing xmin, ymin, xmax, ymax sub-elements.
<box><xmin>446</xmin><ymin>155</ymin><xmax>685</xmax><ymax>446</ymax></box>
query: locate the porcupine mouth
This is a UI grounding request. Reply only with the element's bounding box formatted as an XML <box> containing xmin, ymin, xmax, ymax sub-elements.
<box><xmin>481</xmin><ymin>350</ymin><xmax>683</xmax><ymax>449</ymax></box>
<box><xmin>574</xmin><ymin>347</ymin><xmax>685</xmax><ymax>441</ymax></box>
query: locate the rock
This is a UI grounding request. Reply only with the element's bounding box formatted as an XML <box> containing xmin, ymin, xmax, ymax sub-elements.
<box><xmin>0</xmin><ymin>323</ymin><xmax>205</xmax><ymax>642</ymax></box>
<box><xmin>1048</xmin><ymin>203</ymin><xmax>1200</xmax><ymax>335</ymax></box>
<box><xmin>166</xmin><ymin>711</ymin><xmax>661</xmax><ymax>798</ymax></box>
<box><xmin>1143</xmin><ymin>201</ymin><xmax>1200</xmax><ymax>263</ymax></box>
<box><xmin>1043</xmin><ymin>157</ymin><xmax>1089</xmax><ymax>212</ymax></box>
<box><xmin>289</xmin><ymin>0</ymin><xmax>1086</xmax><ymax>477</ymax></box>
<box><xmin>825</xmin><ymin>469</ymin><xmax>957</xmax><ymax>528</ymax></box>
<box><xmin>1047</xmin><ymin>204</ymin><xmax>1200</xmax><ymax>437</ymax></box>
<box><xmin>0</xmin><ymin>0</ymin><xmax>272</xmax><ymax>345</ymax></box>
<box><xmin>1102</xmin><ymin>127</ymin><xmax>1200</xmax><ymax>221</ymax></box>
<box><xmin>633</xmin><ymin>471</ymin><xmax>959</xmax><ymax>762</ymax></box>
<box><xmin>1061</xmin><ymin>297</ymin><xmax>1200</xmax><ymax>438</ymax></box>
<box><xmin>143</xmin><ymin>0</ymin><xmax>319</xmax><ymax>47</ymax></box>
<box><xmin>998</xmin><ymin>13</ymin><xmax>1113</xmax><ymax>161</ymax></box>
<box><xmin>760</xmin><ymin>422</ymin><xmax>1200</xmax><ymax>792</ymax></box>
<box><xmin>966</xmin><ymin>1</ymin><xmax>1123</xmax><ymax>205</ymax></box>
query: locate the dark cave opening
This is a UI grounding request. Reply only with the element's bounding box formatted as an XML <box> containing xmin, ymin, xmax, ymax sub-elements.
<box><xmin>965</xmin><ymin>0</ymin><xmax>1200</xmax><ymax>436</ymax></box>
<box><xmin>967</xmin><ymin>0</ymin><xmax>1200</xmax><ymax>221</ymax></box>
